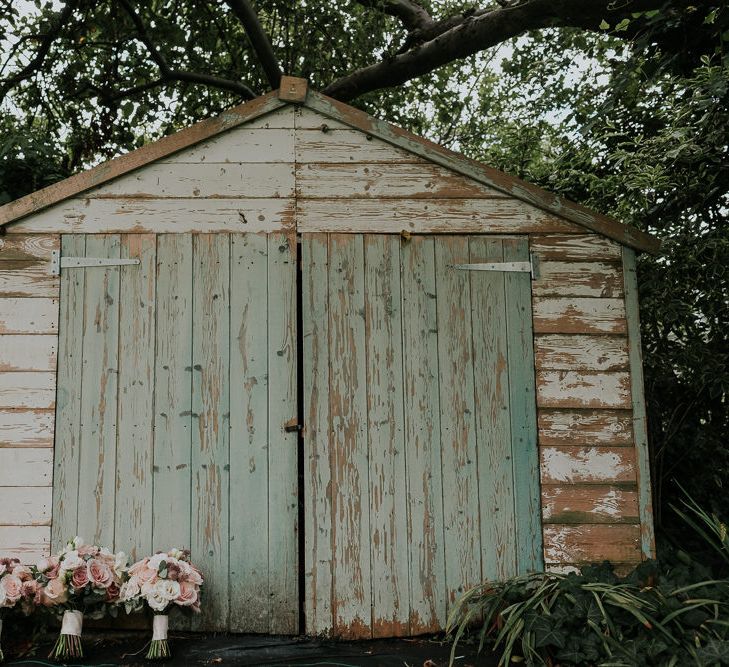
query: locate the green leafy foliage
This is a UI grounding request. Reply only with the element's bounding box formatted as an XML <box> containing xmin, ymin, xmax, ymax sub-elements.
<box><xmin>447</xmin><ymin>562</ymin><xmax>729</xmax><ymax>667</ymax></box>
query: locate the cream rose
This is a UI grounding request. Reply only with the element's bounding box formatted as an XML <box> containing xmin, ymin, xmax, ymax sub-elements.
<box><xmin>42</xmin><ymin>577</ymin><xmax>68</xmax><ymax>605</ymax></box>
<box><xmin>61</xmin><ymin>550</ymin><xmax>83</xmax><ymax>571</ymax></box>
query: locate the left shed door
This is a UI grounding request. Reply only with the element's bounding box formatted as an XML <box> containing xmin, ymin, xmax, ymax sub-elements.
<box><xmin>52</xmin><ymin>232</ymin><xmax>299</xmax><ymax>633</ymax></box>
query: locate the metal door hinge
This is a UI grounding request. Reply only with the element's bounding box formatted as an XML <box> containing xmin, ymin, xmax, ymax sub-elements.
<box><xmin>449</xmin><ymin>252</ymin><xmax>540</xmax><ymax>279</ymax></box>
<box><xmin>50</xmin><ymin>250</ymin><xmax>141</xmax><ymax>276</ymax></box>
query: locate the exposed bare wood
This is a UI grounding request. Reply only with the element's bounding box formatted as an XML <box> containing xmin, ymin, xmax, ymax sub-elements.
<box><xmin>0</xmin><ymin>235</ymin><xmax>59</xmax><ymax>261</ymax></box>
<box><xmin>529</xmin><ymin>234</ymin><xmax>622</xmax><ymax>262</ymax></box>
<box><xmin>0</xmin><ymin>526</ymin><xmax>50</xmax><ymax>562</ymax></box>
<box><xmin>0</xmin><ymin>410</ymin><xmax>55</xmax><ymax>447</ymax></box>
<box><xmin>535</xmin><ymin>335</ymin><xmax>629</xmax><ymax>372</ymax></box>
<box><xmin>542</xmin><ymin>485</ymin><xmax>639</xmax><ymax>524</ymax></box>
<box><xmin>538</xmin><ymin>409</ymin><xmax>634</xmax><ymax>447</ymax></box>
<box><xmin>532</xmin><ymin>297</ymin><xmax>627</xmax><ymax>334</ymax></box>
<box><xmin>297</xmin><ymin>198</ymin><xmax>578</xmax><ymax>234</ymax></box>
<box><xmin>540</xmin><ymin>446</ymin><xmax>637</xmax><ymax>485</ymax></box>
<box><xmin>537</xmin><ymin>370</ymin><xmax>631</xmax><ymax>409</ymax></box>
<box><xmin>532</xmin><ymin>261</ymin><xmax>624</xmax><ymax>298</ymax></box>
<box><xmin>543</xmin><ymin>524</ymin><xmax>641</xmax><ymax>564</ymax></box>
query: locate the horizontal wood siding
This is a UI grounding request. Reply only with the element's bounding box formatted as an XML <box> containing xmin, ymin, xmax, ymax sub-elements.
<box><xmin>0</xmin><ymin>234</ymin><xmax>58</xmax><ymax>561</ymax></box>
<box><xmin>531</xmin><ymin>234</ymin><xmax>644</xmax><ymax>571</ymax></box>
<box><xmin>9</xmin><ymin>107</ymin><xmax>297</xmax><ymax>236</ymax></box>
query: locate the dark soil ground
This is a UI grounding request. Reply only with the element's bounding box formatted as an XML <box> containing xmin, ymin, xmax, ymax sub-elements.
<box><xmin>3</xmin><ymin>631</ymin><xmax>499</xmax><ymax>667</ymax></box>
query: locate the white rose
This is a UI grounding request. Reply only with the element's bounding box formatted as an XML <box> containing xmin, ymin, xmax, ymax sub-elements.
<box><xmin>157</xmin><ymin>579</ymin><xmax>181</xmax><ymax>601</ymax></box>
<box><xmin>114</xmin><ymin>552</ymin><xmax>128</xmax><ymax>577</ymax></box>
<box><xmin>168</xmin><ymin>548</ymin><xmax>184</xmax><ymax>560</ymax></box>
<box><xmin>120</xmin><ymin>578</ymin><xmax>141</xmax><ymax>601</ymax></box>
<box><xmin>145</xmin><ymin>583</ymin><xmax>169</xmax><ymax>612</ymax></box>
<box><xmin>70</xmin><ymin>536</ymin><xmax>84</xmax><ymax>550</ymax></box>
<box><xmin>60</xmin><ymin>550</ymin><xmax>83</xmax><ymax>571</ymax></box>
<box><xmin>0</xmin><ymin>581</ymin><xmax>7</xmax><ymax>608</ymax></box>
<box><xmin>147</xmin><ymin>553</ymin><xmax>167</xmax><ymax>571</ymax></box>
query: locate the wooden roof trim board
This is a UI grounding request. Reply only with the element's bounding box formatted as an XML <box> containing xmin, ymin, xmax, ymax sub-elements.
<box><xmin>0</xmin><ymin>90</ymin><xmax>285</xmax><ymax>230</ymax></box>
<box><xmin>0</xmin><ymin>75</ymin><xmax>660</xmax><ymax>254</ymax></box>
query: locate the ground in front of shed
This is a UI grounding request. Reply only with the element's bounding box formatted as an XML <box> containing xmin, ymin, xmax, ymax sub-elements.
<box><xmin>4</xmin><ymin>631</ymin><xmax>495</xmax><ymax>666</ymax></box>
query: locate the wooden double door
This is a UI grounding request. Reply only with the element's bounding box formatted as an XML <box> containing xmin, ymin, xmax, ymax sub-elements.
<box><xmin>53</xmin><ymin>232</ymin><xmax>541</xmax><ymax>636</ymax></box>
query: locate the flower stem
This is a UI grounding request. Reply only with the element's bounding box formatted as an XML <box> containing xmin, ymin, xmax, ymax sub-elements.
<box><xmin>49</xmin><ymin>632</ymin><xmax>84</xmax><ymax>661</ymax></box>
<box><xmin>146</xmin><ymin>638</ymin><xmax>171</xmax><ymax>661</ymax></box>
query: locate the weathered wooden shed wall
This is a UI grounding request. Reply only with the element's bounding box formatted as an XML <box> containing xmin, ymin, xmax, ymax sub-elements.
<box><xmin>0</xmin><ymin>235</ymin><xmax>58</xmax><ymax>561</ymax></box>
<box><xmin>0</xmin><ymin>87</ymin><xmax>655</xmax><ymax>636</ymax></box>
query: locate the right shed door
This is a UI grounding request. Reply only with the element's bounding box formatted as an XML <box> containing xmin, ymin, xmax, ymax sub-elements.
<box><xmin>302</xmin><ymin>233</ymin><xmax>543</xmax><ymax>638</ymax></box>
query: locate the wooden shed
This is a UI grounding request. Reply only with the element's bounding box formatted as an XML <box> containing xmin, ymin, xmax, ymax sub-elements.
<box><xmin>0</xmin><ymin>76</ymin><xmax>659</xmax><ymax>637</ymax></box>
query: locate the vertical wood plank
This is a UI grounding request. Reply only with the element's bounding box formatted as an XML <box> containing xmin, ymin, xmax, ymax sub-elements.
<box><xmin>191</xmin><ymin>234</ymin><xmax>230</xmax><ymax>631</ymax></box>
<box><xmin>229</xmin><ymin>233</ymin><xmax>270</xmax><ymax>633</ymax></box>
<box><xmin>469</xmin><ymin>237</ymin><xmax>517</xmax><ymax>581</ymax></box>
<box><xmin>267</xmin><ymin>232</ymin><xmax>299</xmax><ymax>633</ymax></box>
<box><xmin>115</xmin><ymin>234</ymin><xmax>156</xmax><ymax>559</ymax></box>
<box><xmin>302</xmin><ymin>233</ymin><xmax>333</xmax><ymax>635</ymax></box>
<box><xmin>77</xmin><ymin>234</ymin><xmax>121</xmax><ymax>547</ymax></box>
<box><xmin>364</xmin><ymin>235</ymin><xmax>410</xmax><ymax>637</ymax></box>
<box><xmin>504</xmin><ymin>237</ymin><xmax>543</xmax><ymax>572</ymax></box>
<box><xmin>622</xmin><ymin>247</ymin><xmax>656</xmax><ymax>558</ymax></box>
<box><xmin>400</xmin><ymin>237</ymin><xmax>446</xmax><ymax>633</ymax></box>
<box><xmin>52</xmin><ymin>234</ymin><xmax>85</xmax><ymax>550</ymax></box>
<box><xmin>434</xmin><ymin>237</ymin><xmax>481</xmax><ymax>606</ymax></box>
<box><xmin>328</xmin><ymin>234</ymin><xmax>371</xmax><ymax>638</ymax></box>
<box><xmin>153</xmin><ymin>235</ymin><xmax>193</xmax><ymax>554</ymax></box>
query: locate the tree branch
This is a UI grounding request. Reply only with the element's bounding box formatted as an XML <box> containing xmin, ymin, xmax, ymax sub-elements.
<box><xmin>323</xmin><ymin>0</ymin><xmax>664</xmax><ymax>101</ymax></box>
<box><xmin>355</xmin><ymin>0</ymin><xmax>432</xmax><ymax>32</ymax></box>
<box><xmin>0</xmin><ymin>1</ymin><xmax>76</xmax><ymax>104</ymax></box>
<box><xmin>118</xmin><ymin>0</ymin><xmax>257</xmax><ymax>99</ymax></box>
<box><xmin>224</xmin><ymin>0</ymin><xmax>282</xmax><ymax>89</ymax></box>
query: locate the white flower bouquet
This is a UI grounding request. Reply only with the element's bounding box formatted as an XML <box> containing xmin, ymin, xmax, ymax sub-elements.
<box><xmin>121</xmin><ymin>548</ymin><xmax>203</xmax><ymax>660</ymax></box>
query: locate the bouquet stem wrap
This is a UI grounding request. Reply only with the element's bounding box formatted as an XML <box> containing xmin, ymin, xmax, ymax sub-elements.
<box><xmin>146</xmin><ymin>614</ymin><xmax>170</xmax><ymax>660</ymax></box>
<box><xmin>0</xmin><ymin>618</ymin><xmax>4</xmax><ymax>664</ymax></box>
<box><xmin>49</xmin><ymin>610</ymin><xmax>84</xmax><ymax>661</ymax></box>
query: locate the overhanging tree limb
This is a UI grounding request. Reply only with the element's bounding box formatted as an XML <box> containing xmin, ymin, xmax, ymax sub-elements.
<box><xmin>118</xmin><ymin>0</ymin><xmax>257</xmax><ymax>99</ymax></box>
<box><xmin>224</xmin><ymin>0</ymin><xmax>282</xmax><ymax>89</ymax></box>
<box><xmin>323</xmin><ymin>0</ymin><xmax>665</xmax><ymax>101</ymax></box>
<box><xmin>0</xmin><ymin>0</ymin><xmax>76</xmax><ymax>104</ymax></box>
<box><xmin>354</xmin><ymin>0</ymin><xmax>432</xmax><ymax>31</ymax></box>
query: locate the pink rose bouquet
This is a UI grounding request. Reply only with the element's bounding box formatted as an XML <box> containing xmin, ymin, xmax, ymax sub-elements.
<box><xmin>0</xmin><ymin>558</ymin><xmax>32</xmax><ymax>663</ymax></box>
<box><xmin>36</xmin><ymin>537</ymin><xmax>128</xmax><ymax>661</ymax></box>
<box><xmin>121</xmin><ymin>548</ymin><xmax>203</xmax><ymax>660</ymax></box>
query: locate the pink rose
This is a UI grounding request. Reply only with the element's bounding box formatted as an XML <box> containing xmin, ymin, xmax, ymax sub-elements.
<box><xmin>38</xmin><ymin>556</ymin><xmax>61</xmax><ymax>580</ymax></box>
<box><xmin>71</xmin><ymin>565</ymin><xmax>90</xmax><ymax>589</ymax></box>
<box><xmin>166</xmin><ymin>562</ymin><xmax>181</xmax><ymax>581</ymax></box>
<box><xmin>136</xmin><ymin>566</ymin><xmax>156</xmax><ymax>584</ymax></box>
<box><xmin>78</xmin><ymin>545</ymin><xmax>99</xmax><ymax>557</ymax></box>
<box><xmin>2</xmin><ymin>574</ymin><xmax>23</xmax><ymax>603</ymax></box>
<box><xmin>128</xmin><ymin>558</ymin><xmax>150</xmax><ymax>576</ymax></box>
<box><xmin>87</xmin><ymin>558</ymin><xmax>114</xmax><ymax>588</ymax></box>
<box><xmin>13</xmin><ymin>565</ymin><xmax>32</xmax><ymax>582</ymax></box>
<box><xmin>42</xmin><ymin>577</ymin><xmax>68</xmax><ymax>606</ymax></box>
<box><xmin>176</xmin><ymin>580</ymin><xmax>198</xmax><ymax>607</ymax></box>
<box><xmin>106</xmin><ymin>582</ymin><xmax>120</xmax><ymax>602</ymax></box>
